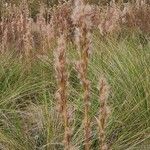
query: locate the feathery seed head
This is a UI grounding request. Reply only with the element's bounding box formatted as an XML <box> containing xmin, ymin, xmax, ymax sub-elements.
<box><xmin>72</xmin><ymin>0</ymin><xmax>93</xmax><ymax>29</ymax></box>
<box><xmin>98</xmin><ymin>77</ymin><xmax>110</xmax><ymax>103</ymax></box>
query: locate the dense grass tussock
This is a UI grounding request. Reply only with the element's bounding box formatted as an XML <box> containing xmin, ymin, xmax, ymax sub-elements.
<box><xmin>0</xmin><ymin>35</ymin><xmax>150</xmax><ymax>149</ymax></box>
<box><xmin>0</xmin><ymin>0</ymin><xmax>150</xmax><ymax>149</ymax></box>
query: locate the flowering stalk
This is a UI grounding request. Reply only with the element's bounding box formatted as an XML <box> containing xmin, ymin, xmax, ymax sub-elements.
<box><xmin>54</xmin><ymin>34</ymin><xmax>71</xmax><ymax>150</ymax></box>
<box><xmin>75</xmin><ymin>28</ymin><xmax>91</xmax><ymax>150</ymax></box>
<box><xmin>72</xmin><ymin>0</ymin><xmax>93</xmax><ymax>149</ymax></box>
<box><xmin>97</xmin><ymin>77</ymin><xmax>110</xmax><ymax>150</ymax></box>
<box><xmin>1</xmin><ymin>24</ymin><xmax>8</xmax><ymax>54</ymax></box>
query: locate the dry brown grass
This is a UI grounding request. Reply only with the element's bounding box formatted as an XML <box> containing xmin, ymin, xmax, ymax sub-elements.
<box><xmin>97</xmin><ymin>77</ymin><xmax>110</xmax><ymax>150</ymax></box>
<box><xmin>0</xmin><ymin>0</ymin><xmax>149</xmax><ymax>55</ymax></box>
<box><xmin>0</xmin><ymin>0</ymin><xmax>149</xmax><ymax>149</ymax></box>
<box><xmin>54</xmin><ymin>33</ymin><xmax>72</xmax><ymax>150</ymax></box>
<box><xmin>72</xmin><ymin>0</ymin><xmax>93</xmax><ymax>149</ymax></box>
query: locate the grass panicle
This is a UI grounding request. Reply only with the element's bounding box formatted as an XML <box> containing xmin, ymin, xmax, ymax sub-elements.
<box><xmin>97</xmin><ymin>77</ymin><xmax>110</xmax><ymax>150</ymax></box>
<box><xmin>72</xmin><ymin>0</ymin><xmax>94</xmax><ymax>149</ymax></box>
<box><xmin>54</xmin><ymin>34</ymin><xmax>72</xmax><ymax>150</ymax></box>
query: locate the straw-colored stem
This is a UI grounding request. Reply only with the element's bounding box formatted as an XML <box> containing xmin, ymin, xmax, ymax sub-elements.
<box><xmin>54</xmin><ymin>34</ymin><xmax>71</xmax><ymax>150</ymax></box>
<box><xmin>75</xmin><ymin>22</ymin><xmax>91</xmax><ymax>150</ymax></box>
<box><xmin>82</xmin><ymin>25</ymin><xmax>90</xmax><ymax>150</ymax></box>
<box><xmin>98</xmin><ymin>77</ymin><xmax>109</xmax><ymax>150</ymax></box>
<box><xmin>72</xmin><ymin>1</ymin><xmax>93</xmax><ymax>148</ymax></box>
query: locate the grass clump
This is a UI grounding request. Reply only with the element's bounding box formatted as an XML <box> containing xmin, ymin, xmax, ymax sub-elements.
<box><xmin>0</xmin><ymin>0</ymin><xmax>150</xmax><ymax>149</ymax></box>
<box><xmin>0</xmin><ymin>34</ymin><xmax>150</xmax><ymax>149</ymax></box>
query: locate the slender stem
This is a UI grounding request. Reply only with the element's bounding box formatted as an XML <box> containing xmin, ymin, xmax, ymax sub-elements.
<box><xmin>78</xmin><ymin>23</ymin><xmax>91</xmax><ymax>150</ymax></box>
<box><xmin>54</xmin><ymin>34</ymin><xmax>71</xmax><ymax>150</ymax></box>
<box><xmin>98</xmin><ymin>78</ymin><xmax>109</xmax><ymax>150</ymax></box>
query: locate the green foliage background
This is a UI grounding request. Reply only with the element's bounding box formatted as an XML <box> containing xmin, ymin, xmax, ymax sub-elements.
<box><xmin>0</xmin><ymin>31</ymin><xmax>150</xmax><ymax>149</ymax></box>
